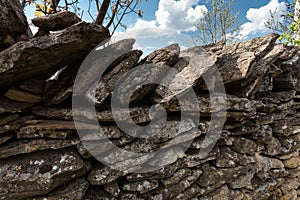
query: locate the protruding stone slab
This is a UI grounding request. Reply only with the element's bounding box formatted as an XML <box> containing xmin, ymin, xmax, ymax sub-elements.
<box><xmin>0</xmin><ymin>0</ymin><xmax>28</xmax><ymax>50</ymax></box>
<box><xmin>32</xmin><ymin>11</ymin><xmax>81</xmax><ymax>31</ymax></box>
<box><xmin>5</xmin><ymin>87</ymin><xmax>42</xmax><ymax>103</ymax></box>
<box><xmin>87</xmin><ymin>50</ymin><xmax>143</xmax><ymax>106</ymax></box>
<box><xmin>157</xmin><ymin>45</ymin><xmax>216</xmax><ymax>103</ymax></box>
<box><xmin>0</xmin><ymin>22</ymin><xmax>110</xmax><ymax>88</ymax></box>
<box><xmin>74</xmin><ymin>39</ymin><xmax>135</xmax><ymax>96</ymax></box>
<box><xmin>0</xmin><ymin>148</ymin><xmax>91</xmax><ymax>199</ymax></box>
<box><xmin>43</xmin><ymin>63</ymin><xmax>80</xmax><ymax>106</ymax></box>
<box><xmin>0</xmin><ymin>114</ymin><xmax>19</xmax><ymax>125</ymax></box>
<box><xmin>0</xmin><ymin>97</ymin><xmax>33</xmax><ymax>114</ymax></box>
<box><xmin>114</xmin><ymin>44</ymin><xmax>180</xmax><ymax>105</ymax></box>
<box><xmin>34</xmin><ymin>178</ymin><xmax>89</xmax><ymax>200</ymax></box>
<box><xmin>88</xmin><ymin>165</ymin><xmax>125</xmax><ymax>185</ymax></box>
<box><xmin>0</xmin><ymin>138</ymin><xmax>80</xmax><ymax>159</ymax></box>
<box><xmin>19</xmin><ymin>79</ymin><xmax>45</xmax><ymax>95</ymax></box>
<box><xmin>0</xmin><ymin>115</ymin><xmax>35</xmax><ymax>134</ymax></box>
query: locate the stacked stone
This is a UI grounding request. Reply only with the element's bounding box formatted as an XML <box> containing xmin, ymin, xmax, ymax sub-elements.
<box><xmin>0</xmin><ymin>13</ymin><xmax>299</xmax><ymax>199</ymax></box>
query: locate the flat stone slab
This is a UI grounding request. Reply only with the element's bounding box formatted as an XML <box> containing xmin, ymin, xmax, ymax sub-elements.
<box><xmin>0</xmin><ymin>96</ymin><xmax>33</xmax><ymax>114</ymax></box>
<box><xmin>32</xmin><ymin>11</ymin><xmax>81</xmax><ymax>31</ymax></box>
<box><xmin>0</xmin><ymin>22</ymin><xmax>110</xmax><ymax>89</ymax></box>
<box><xmin>0</xmin><ymin>138</ymin><xmax>80</xmax><ymax>159</ymax></box>
<box><xmin>5</xmin><ymin>87</ymin><xmax>42</xmax><ymax>103</ymax></box>
<box><xmin>0</xmin><ymin>148</ymin><xmax>91</xmax><ymax>199</ymax></box>
<box><xmin>34</xmin><ymin>177</ymin><xmax>89</xmax><ymax>200</ymax></box>
<box><xmin>87</xmin><ymin>50</ymin><xmax>142</xmax><ymax>106</ymax></box>
<box><xmin>113</xmin><ymin>44</ymin><xmax>180</xmax><ymax>105</ymax></box>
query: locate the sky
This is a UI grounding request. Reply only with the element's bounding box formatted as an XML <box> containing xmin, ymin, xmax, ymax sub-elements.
<box><xmin>25</xmin><ymin>0</ymin><xmax>291</xmax><ymax>54</ymax></box>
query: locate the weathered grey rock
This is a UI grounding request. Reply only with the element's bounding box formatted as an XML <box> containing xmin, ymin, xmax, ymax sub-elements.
<box><xmin>43</xmin><ymin>63</ymin><xmax>80</xmax><ymax>106</ymax></box>
<box><xmin>161</xmin><ymin>168</ymin><xmax>192</xmax><ymax>186</ymax></box>
<box><xmin>32</xmin><ymin>106</ymin><xmax>166</xmax><ymax>123</ymax></box>
<box><xmin>19</xmin><ymin>79</ymin><xmax>45</xmax><ymax>95</ymax></box>
<box><xmin>126</xmin><ymin>161</ymin><xmax>182</xmax><ymax>182</ymax></box>
<box><xmin>0</xmin><ymin>148</ymin><xmax>91</xmax><ymax>199</ymax></box>
<box><xmin>173</xmin><ymin>184</ymin><xmax>201</xmax><ymax>200</ymax></box>
<box><xmin>0</xmin><ymin>114</ymin><xmax>19</xmax><ymax>126</ymax></box>
<box><xmin>161</xmin><ymin>94</ymin><xmax>254</xmax><ymax>114</ymax></box>
<box><xmin>87</xmin><ymin>50</ymin><xmax>142</xmax><ymax>106</ymax></box>
<box><xmin>273</xmin><ymin>52</ymin><xmax>300</xmax><ymax>91</ymax></box>
<box><xmin>0</xmin><ymin>132</ymin><xmax>14</xmax><ymax>145</ymax></box>
<box><xmin>84</xmin><ymin>187</ymin><xmax>117</xmax><ymax>200</ymax></box>
<box><xmin>88</xmin><ymin>165</ymin><xmax>124</xmax><ymax>185</ymax></box>
<box><xmin>74</xmin><ymin>39</ymin><xmax>135</xmax><ymax>96</ymax></box>
<box><xmin>32</xmin><ymin>11</ymin><xmax>81</xmax><ymax>31</ymax></box>
<box><xmin>104</xmin><ymin>182</ymin><xmax>121</xmax><ymax>197</ymax></box>
<box><xmin>0</xmin><ymin>115</ymin><xmax>35</xmax><ymax>134</ymax></box>
<box><xmin>0</xmin><ymin>138</ymin><xmax>80</xmax><ymax>159</ymax></box>
<box><xmin>157</xmin><ymin>45</ymin><xmax>216</xmax><ymax>103</ymax></box>
<box><xmin>33</xmin><ymin>177</ymin><xmax>89</xmax><ymax>200</ymax></box>
<box><xmin>114</xmin><ymin>44</ymin><xmax>180</xmax><ymax>105</ymax></box>
<box><xmin>0</xmin><ymin>33</ymin><xmax>299</xmax><ymax>199</ymax></box>
<box><xmin>0</xmin><ymin>22</ymin><xmax>110</xmax><ymax>88</ymax></box>
<box><xmin>199</xmin><ymin>185</ymin><xmax>230</xmax><ymax>200</ymax></box>
<box><xmin>197</xmin><ymin>163</ymin><xmax>251</xmax><ymax>188</ymax></box>
<box><xmin>122</xmin><ymin>180</ymin><xmax>159</xmax><ymax>194</ymax></box>
<box><xmin>141</xmin><ymin>169</ymin><xmax>202</xmax><ymax>200</ymax></box>
<box><xmin>5</xmin><ymin>87</ymin><xmax>42</xmax><ymax>103</ymax></box>
<box><xmin>0</xmin><ymin>0</ymin><xmax>28</xmax><ymax>50</ymax></box>
<box><xmin>0</xmin><ymin>97</ymin><xmax>33</xmax><ymax>114</ymax></box>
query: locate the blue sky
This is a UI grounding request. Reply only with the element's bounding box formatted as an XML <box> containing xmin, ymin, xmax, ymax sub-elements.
<box><xmin>26</xmin><ymin>0</ymin><xmax>291</xmax><ymax>54</ymax></box>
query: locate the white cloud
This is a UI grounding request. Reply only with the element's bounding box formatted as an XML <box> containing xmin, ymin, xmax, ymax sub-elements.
<box><xmin>238</xmin><ymin>0</ymin><xmax>286</xmax><ymax>39</ymax></box>
<box><xmin>113</xmin><ymin>0</ymin><xmax>207</xmax><ymax>55</ymax></box>
<box><xmin>155</xmin><ymin>0</ymin><xmax>207</xmax><ymax>32</ymax></box>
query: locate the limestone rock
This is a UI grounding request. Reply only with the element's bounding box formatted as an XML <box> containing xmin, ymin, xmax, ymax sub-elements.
<box><xmin>32</xmin><ymin>11</ymin><xmax>81</xmax><ymax>31</ymax></box>
<box><xmin>0</xmin><ymin>114</ymin><xmax>19</xmax><ymax>126</ymax></box>
<box><xmin>0</xmin><ymin>0</ymin><xmax>28</xmax><ymax>50</ymax></box>
<box><xmin>88</xmin><ymin>165</ymin><xmax>124</xmax><ymax>185</ymax></box>
<box><xmin>0</xmin><ymin>115</ymin><xmax>35</xmax><ymax>134</ymax></box>
<box><xmin>0</xmin><ymin>22</ymin><xmax>110</xmax><ymax>88</ymax></box>
<box><xmin>0</xmin><ymin>138</ymin><xmax>80</xmax><ymax>159</ymax></box>
<box><xmin>88</xmin><ymin>50</ymin><xmax>143</xmax><ymax>106</ymax></box>
<box><xmin>74</xmin><ymin>39</ymin><xmax>135</xmax><ymax>96</ymax></box>
<box><xmin>5</xmin><ymin>87</ymin><xmax>42</xmax><ymax>103</ymax></box>
<box><xmin>43</xmin><ymin>63</ymin><xmax>80</xmax><ymax>106</ymax></box>
<box><xmin>33</xmin><ymin>178</ymin><xmax>89</xmax><ymax>200</ymax></box>
<box><xmin>0</xmin><ymin>148</ymin><xmax>91</xmax><ymax>199</ymax></box>
<box><xmin>114</xmin><ymin>44</ymin><xmax>180</xmax><ymax>105</ymax></box>
<box><xmin>0</xmin><ymin>96</ymin><xmax>32</xmax><ymax>114</ymax></box>
<box><xmin>19</xmin><ymin>79</ymin><xmax>45</xmax><ymax>95</ymax></box>
<box><xmin>122</xmin><ymin>180</ymin><xmax>159</xmax><ymax>194</ymax></box>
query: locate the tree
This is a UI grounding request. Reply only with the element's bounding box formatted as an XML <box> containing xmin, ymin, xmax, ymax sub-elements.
<box><xmin>192</xmin><ymin>0</ymin><xmax>239</xmax><ymax>45</ymax></box>
<box><xmin>265</xmin><ymin>0</ymin><xmax>300</xmax><ymax>46</ymax></box>
<box><xmin>22</xmin><ymin>0</ymin><xmax>144</xmax><ymax>35</ymax></box>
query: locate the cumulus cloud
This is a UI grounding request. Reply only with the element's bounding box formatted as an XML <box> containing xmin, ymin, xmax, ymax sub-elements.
<box><xmin>113</xmin><ymin>0</ymin><xmax>206</xmax><ymax>54</ymax></box>
<box><xmin>114</xmin><ymin>0</ymin><xmax>207</xmax><ymax>39</ymax></box>
<box><xmin>238</xmin><ymin>0</ymin><xmax>286</xmax><ymax>39</ymax></box>
<box><xmin>155</xmin><ymin>0</ymin><xmax>207</xmax><ymax>32</ymax></box>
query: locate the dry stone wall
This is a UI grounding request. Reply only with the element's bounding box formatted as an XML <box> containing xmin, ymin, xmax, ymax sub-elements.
<box><xmin>0</xmin><ymin>15</ymin><xmax>299</xmax><ymax>200</ymax></box>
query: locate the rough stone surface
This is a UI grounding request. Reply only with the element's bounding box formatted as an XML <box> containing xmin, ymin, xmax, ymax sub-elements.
<box><xmin>0</xmin><ymin>148</ymin><xmax>91</xmax><ymax>199</ymax></box>
<box><xmin>0</xmin><ymin>22</ymin><xmax>110</xmax><ymax>89</ymax></box>
<box><xmin>0</xmin><ymin>0</ymin><xmax>28</xmax><ymax>50</ymax></box>
<box><xmin>32</xmin><ymin>11</ymin><xmax>81</xmax><ymax>31</ymax></box>
<box><xmin>0</xmin><ymin>32</ymin><xmax>299</xmax><ymax>200</ymax></box>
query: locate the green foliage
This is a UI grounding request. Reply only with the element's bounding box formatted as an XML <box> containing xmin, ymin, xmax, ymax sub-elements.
<box><xmin>265</xmin><ymin>0</ymin><xmax>300</xmax><ymax>46</ymax></box>
<box><xmin>192</xmin><ymin>0</ymin><xmax>239</xmax><ymax>45</ymax></box>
